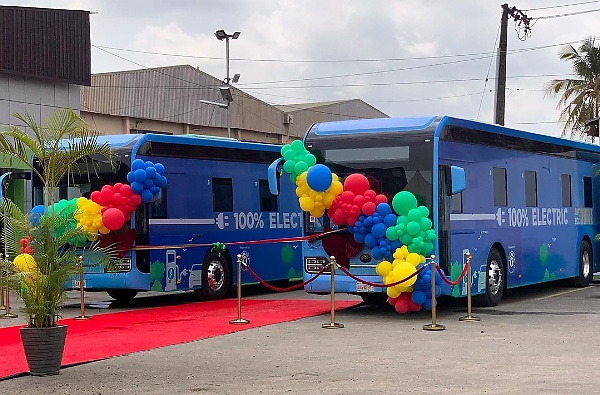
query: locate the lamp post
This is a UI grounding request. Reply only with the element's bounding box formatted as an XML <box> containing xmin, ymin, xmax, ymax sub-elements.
<box><xmin>215</xmin><ymin>30</ymin><xmax>240</xmax><ymax>139</ymax></box>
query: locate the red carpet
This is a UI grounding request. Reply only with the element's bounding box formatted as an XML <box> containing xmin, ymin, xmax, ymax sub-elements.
<box><xmin>0</xmin><ymin>299</ymin><xmax>359</xmax><ymax>379</ymax></box>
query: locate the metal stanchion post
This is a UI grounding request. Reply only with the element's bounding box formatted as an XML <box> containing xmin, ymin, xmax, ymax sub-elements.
<box><xmin>230</xmin><ymin>254</ymin><xmax>249</xmax><ymax>325</ymax></box>
<box><xmin>74</xmin><ymin>256</ymin><xmax>91</xmax><ymax>320</ymax></box>
<box><xmin>0</xmin><ymin>267</ymin><xmax>5</xmax><ymax>310</ymax></box>
<box><xmin>322</xmin><ymin>255</ymin><xmax>343</xmax><ymax>329</ymax></box>
<box><xmin>459</xmin><ymin>252</ymin><xmax>480</xmax><ymax>322</ymax></box>
<box><xmin>1</xmin><ymin>254</ymin><xmax>17</xmax><ymax>319</ymax></box>
<box><xmin>423</xmin><ymin>255</ymin><xmax>445</xmax><ymax>331</ymax></box>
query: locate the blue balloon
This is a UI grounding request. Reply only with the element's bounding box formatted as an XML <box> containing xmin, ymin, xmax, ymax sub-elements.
<box><xmin>141</xmin><ymin>190</ymin><xmax>154</xmax><ymax>203</ymax></box>
<box><xmin>353</xmin><ymin>233</ymin><xmax>366</xmax><ymax>244</ymax></box>
<box><xmin>364</xmin><ymin>233</ymin><xmax>377</xmax><ymax>248</ymax></box>
<box><xmin>145</xmin><ymin>161</ymin><xmax>154</xmax><ymax>168</ymax></box>
<box><xmin>372</xmin><ymin>248</ymin><xmax>384</xmax><ymax>260</ymax></box>
<box><xmin>126</xmin><ymin>171</ymin><xmax>135</xmax><ymax>183</ymax></box>
<box><xmin>411</xmin><ymin>290</ymin><xmax>427</xmax><ymax>305</ymax></box>
<box><xmin>306</xmin><ymin>164</ymin><xmax>332</xmax><ymax>192</ymax></box>
<box><xmin>134</xmin><ymin>168</ymin><xmax>147</xmax><ymax>183</ymax></box>
<box><xmin>130</xmin><ymin>181</ymin><xmax>144</xmax><ymax>194</ymax></box>
<box><xmin>143</xmin><ymin>179</ymin><xmax>155</xmax><ymax>189</ymax></box>
<box><xmin>383</xmin><ymin>213</ymin><xmax>397</xmax><ymax>227</ymax></box>
<box><xmin>376</xmin><ymin>203</ymin><xmax>393</xmax><ymax>216</ymax></box>
<box><xmin>131</xmin><ymin>159</ymin><xmax>145</xmax><ymax>171</ymax></box>
<box><xmin>150</xmin><ymin>186</ymin><xmax>161</xmax><ymax>195</ymax></box>
<box><xmin>145</xmin><ymin>166</ymin><xmax>157</xmax><ymax>179</ymax></box>
<box><xmin>155</xmin><ymin>163</ymin><xmax>165</xmax><ymax>175</ymax></box>
<box><xmin>154</xmin><ymin>175</ymin><xmax>167</xmax><ymax>188</ymax></box>
<box><xmin>371</xmin><ymin>223</ymin><xmax>386</xmax><ymax>239</ymax></box>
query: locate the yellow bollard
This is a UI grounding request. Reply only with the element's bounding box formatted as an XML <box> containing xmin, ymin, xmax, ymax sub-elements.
<box><xmin>1</xmin><ymin>254</ymin><xmax>17</xmax><ymax>319</ymax></box>
<box><xmin>74</xmin><ymin>256</ymin><xmax>91</xmax><ymax>320</ymax></box>
<box><xmin>459</xmin><ymin>252</ymin><xmax>480</xmax><ymax>322</ymax></box>
<box><xmin>229</xmin><ymin>254</ymin><xmax>249</xmax><ymax>325</ymax></box>
<box><xmin>322</xmin><ymin>256</ymin><xmax>344</xmax><ymax>329</ymax></box>
<box><xmin>423</xmin><ymin>255</ymin><xmax>445</xmax><ymax>331</ymax></box>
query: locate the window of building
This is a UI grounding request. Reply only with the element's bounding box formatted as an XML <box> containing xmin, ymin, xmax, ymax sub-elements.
<box><xmin>259</xmin><ymin>179</ymin><xmax>278</xmax><ymax>212</ymax></box>
<box><xmin>212</xmin><ymin>177</ymin><xmax>233</xmax><ymax>212</ymax></box>
<box><xmin>493</xmin><ymin>167</ymin><xmax>507</xmax><ymax>206</ymax></box>
<box><xmin>525</xmin><ymin>170</ymin><xmax>537</xmax><ymax>207</ymax></box>
<box><xmin>561</xmin><ymin>174</ymin><xmax>571</xmax><ymax>207</ymax></box>
<box><xmin>584</xmin><ymin>176</ymin><xmax>593</xmax><ymax>208</ymax></box>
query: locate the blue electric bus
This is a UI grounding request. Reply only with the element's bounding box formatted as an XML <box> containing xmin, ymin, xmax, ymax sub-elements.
<box><xmin>31</xmin><ymin>133</ymin><xmax>303</xmax><ymax>303</ymax></box>
<box><xmin>272</xmin><ymin>116</ymin><xmax>600</xmax><ymax>306</ymax></box>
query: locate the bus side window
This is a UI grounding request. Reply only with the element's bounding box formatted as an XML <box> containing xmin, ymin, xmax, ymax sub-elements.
<box><xmin>524</xmin><ymin>170</ymin><xmax>537</xmax><ymax>207</ymax></box>
<box><xmin>212</xmin><ymin>177</ymin><xmax>233</xmax><ymax>212</ymax></box>
<box><xmin>492</xmin><ymin>167</ymin><xmax>507</xmax><ymax>206</ymax></box>
<box><xmin>151</xmin><ymin>187</ymin><xmax>167</xmax><ymax>219</ymax></box>
<box><xmin>451</xmin><ymin>192</ymin><xmax>463</xmax><ymax>213</ymax></box>
<box><xmin>561</xmin><ymin>174</ymin><xmax>572</xmax><ymax>207</ymax></box>
<box><xmin>584</xmin><ymin>176</ymin><xmax>593</xmax><ymax>208</ymax></box>
<box><xmin>259</xmin><ymin>179</ymin><xmax>277</xmax><ymax>212</ymax></box>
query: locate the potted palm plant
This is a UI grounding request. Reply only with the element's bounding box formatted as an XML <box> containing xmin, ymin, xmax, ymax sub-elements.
<box><xmin>0</xmin><ymin>109</ymin><xmax>116</xmax><ymax>376</ymax></box>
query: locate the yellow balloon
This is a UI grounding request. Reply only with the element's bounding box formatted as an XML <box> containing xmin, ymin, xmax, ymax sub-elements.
<box><xmin>299</xmin><ymin>196</ymin><xmax>315</xmax><ymax>211</ymax></box>
<box><xmin>393</xmin><ymin>245</ymin><xmax>409</xmax><ymax>260</ymax></box>
<box><xmin>393</xmin><ymin>261</ymin><xmax>417</xmax><ymax>287</ymax></box>
<box><xmin>376</xmin><ymin>260</ymin><xmax>393</xmax><ymax>277</ymax></box>
<box><xmin>309</xmin><ymin>208</ymin><xmax>324</xmax><ymax>217</ymax></box>
<box><xmin>327</xmin><ymin>180</ymin><xmax>343</xmax><ymax>196</ymax></box>
<box><xmin>406</xmin><ymin>253</ymin><xmax>422</xmax><ymax>266</ymax></box>
<box><xmin>387</xmin><ymin>286</ymin><xmax>401</xmax><ymax>298</ymax></box>
<box><xmin>13</xmin><ymin>253</ymin><xmax>37</xmax><ymax>272</ymax></box>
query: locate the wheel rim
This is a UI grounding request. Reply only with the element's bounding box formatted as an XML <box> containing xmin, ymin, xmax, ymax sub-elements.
<box><xmin>206</xmin><ymin>259</ymin><xmax>225</xmax><ymax>292</ymax></box>
<box><xmin>582</xmin><ymin>250</ymin><xmax>591</xmax><ymax>278</ymax></box>
<box><xmin>488</xmin><ymin>259</ymin><xmax>503</xmax><ymax>295</ymax></box>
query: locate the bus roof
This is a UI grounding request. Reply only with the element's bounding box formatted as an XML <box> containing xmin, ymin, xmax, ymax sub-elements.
<box><xmin>93</xmin><ymin>133</ymin><xmax>282</xmax><ymax>153</ymax></box>
<box><xmin>307</xmin><ymin>116</ymin><xmax>600</xmax><ymax>153</ymax></box>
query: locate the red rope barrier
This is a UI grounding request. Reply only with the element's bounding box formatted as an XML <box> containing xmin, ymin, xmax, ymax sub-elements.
<box><xmin>244</xmin><ymin>263</ymin><xmax>329</xmax><ymax>292</ymax></box>
<box><xmin>131</xmin><ymin>229</ymin><xmax>346</xmax><ymax>251</ymax></box>
<box><xmin>435</xmin><ymin>262</ymin><xmax>469</xmax><ymax>286</ymax></box>
<box><xmin>336</xmin><ymin>264</ymin><xmax>426</xmax><ymax>288</ymax></box>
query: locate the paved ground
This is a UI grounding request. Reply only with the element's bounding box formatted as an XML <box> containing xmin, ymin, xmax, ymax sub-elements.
<box><xmin>1</xmin><ymin>281</ymin><xmax>600</xmax><ymax>394</ymax></box>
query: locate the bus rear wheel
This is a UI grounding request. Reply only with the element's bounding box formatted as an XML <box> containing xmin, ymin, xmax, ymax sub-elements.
<box><xmin>107</xmin><ymin>289</ymin><xmax>138</xmax><ymax>304</ymax></box>
<box><xmin>360</xmin><ymin>293</ymin><xmax>388</xmax><ymax>305</ymax></box>
<box><xmin>570</xmin><ymin>241</ymin><xmax>592</xmax><ymax>288</ymax></box>
<box><xmin>195</xmin><ymin>251</ymin><xmax>232</xmax><ymax>300</ymax></box>
<box><xmin>474</xmin><ymin>248</ymin><xmax>505</xmax><ymax>307</ymax></box>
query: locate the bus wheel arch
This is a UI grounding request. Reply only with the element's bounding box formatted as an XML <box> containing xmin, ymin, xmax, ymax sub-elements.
<box><xmin>570</xmin><ymin>238</ymin><xmax>592</xmax><ymax>288</ymax></box>
<box><xmin>195</xmin><ymin>249</ymin><xmax>233</xmax><ymax>300</ymax></box>
<box><xmin>107</xmin><ymin>289</ymin><xmax>139</xmax><ymax>305</ymax></box>
<box><xmin>474</xmin><ymin>243</ymin><xmax>506</xmax><ymax>307</ymax></box>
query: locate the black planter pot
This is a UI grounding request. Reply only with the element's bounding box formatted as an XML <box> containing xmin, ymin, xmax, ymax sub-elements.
<box><xmin>20</xmin><ymin>325</ymin><xmax>68</xmax><ymax>376</ymax></box>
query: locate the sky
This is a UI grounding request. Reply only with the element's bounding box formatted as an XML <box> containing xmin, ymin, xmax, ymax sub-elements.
<box><xmin>7</xmin><ymin>0</ymin><xmax>600</xmax><ymax>138</ymax></box>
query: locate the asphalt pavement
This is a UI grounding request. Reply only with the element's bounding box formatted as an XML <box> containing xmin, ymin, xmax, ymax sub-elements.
<box><xmin>1</xmin><ymin>281</ymin><xmax>600</xmax><ymax>394</ymax></box>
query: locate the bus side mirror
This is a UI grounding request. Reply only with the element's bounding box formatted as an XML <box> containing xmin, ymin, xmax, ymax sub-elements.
<box><xmin>267</xmin><ymin>158</ymin><xmax>284</xmax><ymax>195</ymax></box>
<box><xmin>449</xmin><ymin>165</ymin><xmax>466</xmax><ymax>195</ymax></box>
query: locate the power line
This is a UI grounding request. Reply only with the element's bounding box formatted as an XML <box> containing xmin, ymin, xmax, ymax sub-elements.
<box><xmin>525</xmin><ymin>0</ymin><xmax>600</xmax><ymax>11</ymax></box>
<box><xmin>533</xmin><ymin>7</ymin><xmax>600</xmax><ymax>18</ymax></box>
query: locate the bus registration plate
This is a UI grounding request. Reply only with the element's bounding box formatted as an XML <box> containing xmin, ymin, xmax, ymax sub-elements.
<box><xmin>356</xmin><ymin>283</ymin><xmax>374</xmax><ymax>293</ymax></box>
<box><xmin>71</xmin><ymin>279</ymin><xmax>87</xmax><ymax>289</ymax></box>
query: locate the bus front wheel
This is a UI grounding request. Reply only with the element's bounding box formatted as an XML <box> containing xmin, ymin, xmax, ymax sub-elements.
<box><xmin>196</xmin><ymin>251</ymin><xmax>232</xmax><ymax>300</ymax></box>
<box><xmin>107</xmin><ymin>289</ymin><xmax>138</xmax><ymax>304</ymax></box>
<box><xmin>570</xmin><ymin>241</ymin><xmax>592</xmax><ymax>288</ymax></box>
<box><xmin>474</xmin><ymin>248</ymin><xmax>505</xmax><ymax>307</ymax></box>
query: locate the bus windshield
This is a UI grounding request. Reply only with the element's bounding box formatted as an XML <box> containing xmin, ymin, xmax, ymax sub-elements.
<box><xmin>306</xmin><ymin>131</ymin><xmax>434</xmax><ymax>209</ymax></box>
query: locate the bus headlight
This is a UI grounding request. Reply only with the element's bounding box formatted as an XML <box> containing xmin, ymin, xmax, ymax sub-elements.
<box><xmin>305</xmin><ymin>256</ymin><xmax>329</xmax><ymax>274</ymax></box>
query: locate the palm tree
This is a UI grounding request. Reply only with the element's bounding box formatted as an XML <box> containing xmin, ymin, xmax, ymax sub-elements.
<box><xmin>545</xmin><ymin>37</ymin><xmax>600</xmax><ymax>139</ymax></box>
<box><xmin>0</xmin><ymin>108</ymin><xmax>117</xmax><ymax>328</ymax></box>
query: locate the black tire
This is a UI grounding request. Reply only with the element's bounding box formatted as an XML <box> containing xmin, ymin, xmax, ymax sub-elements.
<box><xmin>570</xmin><ymin>241</ymin><xmax>592</xmax><ymax>288</ymax></box>
<box><xmin>359</xmin><ymin>293</ymin><xmax>388</xmax><ymax>305</ymax></box>
<box><xmin>196</xmin><ymin>251</ymin><xmax>232</xmax><ymax>300</ymax></box>
<box><xmin>107</xmin><ymin>289</ymin><xmax>138</xmax><ymax>304</ymax></box>
<box><xmin>473</xmin><ymin>248</ymin><xmax>505</xmax><ymax>307</ymax></box>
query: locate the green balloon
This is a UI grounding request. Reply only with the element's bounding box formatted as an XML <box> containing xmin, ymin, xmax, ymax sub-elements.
<box><xmin>283</xmin><ymin>149</ymin><xmax>297</xmax><ymax>161</ymax></box>
<box><xmin>422</xmin><ymin>242</ymin><xmax>434</xmax><ymax>254</ymax></box>
<box><xmin>304</xmin><ymin>153</ymin><xmax>317</xmax><ymax>167</ymax></box>
<box><xmin>400</xmin><ymin>233</ymin><xmax>413</xmax><ymax>245</ymax></box>
<box><xmin>392</xmin><ymin>191</ymin><xmax>417</xmax><ymax>216</ymax></box>
<box><xmin>397</xmin><ymin>215</ymin><xmax>408</xmax><ymax>225</ymax></box>
<box><xmin>280</xmin><ymin>144</ymin><xmax>291</xmax><ymax>156</ymax></box>
<box><xmin>283</xmin><ymin>160</ymin><xmax>296</xmax><ymax>174</ymax></box>
<box><xmin>407</xmin><ymin>208</ymin><xmax>423</xmax><ymax>222</ymax></box>
<box><xmin>291</xmin><ymin>139</ymin><xmax>305</xmax><ymax>152</ymax></box>
<box><xmin>294</xmin><ymin>161</ymin><xmax>308</xmax><ymax>174</ymax></box>
<box><xmin>406</xmin><ymin>221</ymin><xmax>420</xmax><ymax>236</ymax></box>
<box><xmin>419</xmin><ymin>217</ymin><xmax>432</xmax><ymax>231</ymax></box>
<box><xmin>425</xmin><ymin>229</ymin><xmax>437</xmax><ymax>241</ymax></box>
<box><xmin>386</xmin><ymin>227</ymin><xmax>398</xmax><ymax>240</ymax></box>
<box><xmin>418</xmin><ymin>206</ymin><xmax>429</xmax><ymax>218</ymax></box>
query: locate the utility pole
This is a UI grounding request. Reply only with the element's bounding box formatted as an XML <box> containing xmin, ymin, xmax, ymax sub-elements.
<box><xmin>494</xmin><ymin>4</ymin><xmax>531</xmax><ymax>126</ymax></box>
<box><xmin>494</xmin><ymin>4</ymin><xmax>509</xmax><ymax>126</ymax></box>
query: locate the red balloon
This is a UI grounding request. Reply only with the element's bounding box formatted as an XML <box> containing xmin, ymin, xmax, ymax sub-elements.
<box><xmin>362</xmin><ymin>201</ymin><xmax>377</xmax><ymax>216</ymax></box>
<box><xmin>102</xmin><ymin>208</ymin><xmax>125</xmax><ymax>231</ymax></box>
<box><xmin>375</xmin><ymin>194</ymin><xmax>388</xmax><ymax>204</ymax></box>
<box><xmin>343</xmin><ymin>174</ymin><xmax>370</xmax><ymax>195</ymax></box>
<box><xmin>394</xmin><ymin>298</ymin><xmax>410</xmax><ymax>314</ymax></box>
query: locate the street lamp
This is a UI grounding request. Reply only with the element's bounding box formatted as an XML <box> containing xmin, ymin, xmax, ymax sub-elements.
<box><xmin>215</xmin><ymin>30</ymin><xmax>240</xmax><ymax>138</ymax></box>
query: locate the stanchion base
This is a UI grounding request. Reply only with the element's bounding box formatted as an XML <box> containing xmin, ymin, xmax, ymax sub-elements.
<box><xmin>229</xmin><ymin>318</ymin><xmax>250</xmax><ymax>325</ymax></box>
<box><xmin>423</xmin><ymin>323</ymin><xmax>446</xmax><ymax>331</ymax></box>
<box><xmin>74</xmin><ymin>316</ymin><xmax>92</xmax><ymax>320</ymax></box>
<box><xmin>1</xmin><ymin>313</ymin><xmax>18</xmax><ymax>319</ymax></box>
<box><xmin>459</xmin><ymin>315</ymin><xmax>480</xmax><ymax>322</ymax></box>
<box><xmin>322</xmin><ymin>322</ymin><xmax>344</xmax><ymax>329</ymax></box>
